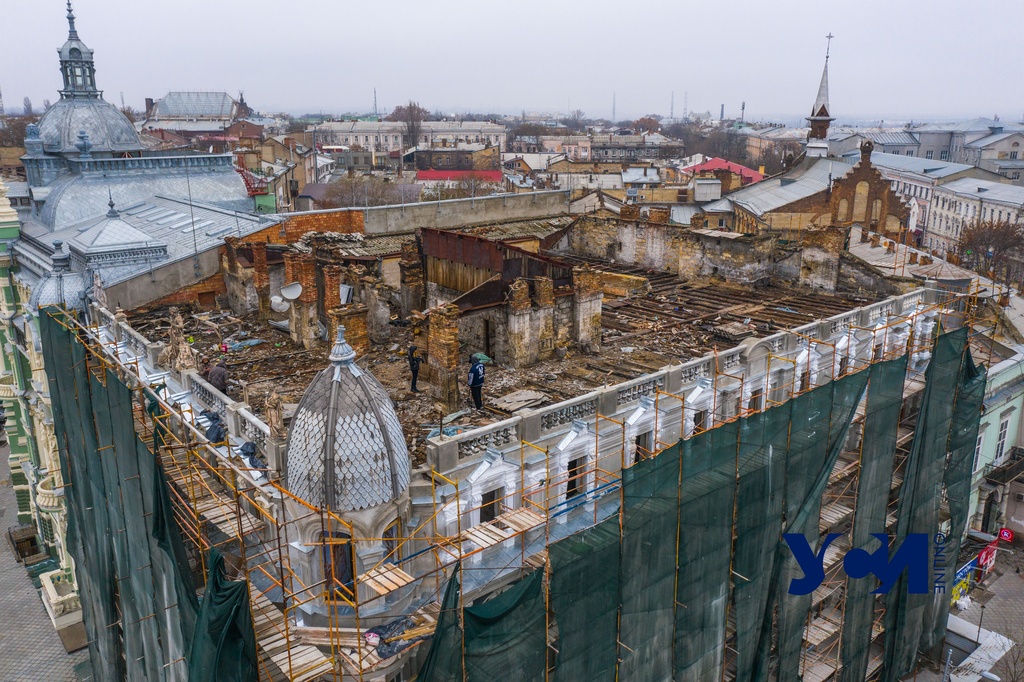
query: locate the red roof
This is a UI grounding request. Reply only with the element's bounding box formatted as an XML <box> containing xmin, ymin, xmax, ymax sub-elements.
<box><xmin>689</xmin><ymin>157</ymin><xmax>765</xmax><ymax>184</ymax></box>
<box><xmin>417</xmin><ymin>170</ymin><xmax>503</xmax><ymax>183</ymax></box>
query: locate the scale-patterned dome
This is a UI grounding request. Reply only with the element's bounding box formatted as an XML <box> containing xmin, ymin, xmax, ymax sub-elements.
<box><xmin>37</xmin><ymin>97</ymin><xmax>142</xmax><ymax>155</ymax></box>
<box><xmin>284</xmin><ymin>327</ymin><xmax>410</xmax><ymax>511</ymax></box>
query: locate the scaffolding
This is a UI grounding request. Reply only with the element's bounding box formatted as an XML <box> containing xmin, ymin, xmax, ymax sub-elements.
<box><xmin>40</xmin><ymin>282</ymin><xmax>997</xmax><ymax>681</ymax></box>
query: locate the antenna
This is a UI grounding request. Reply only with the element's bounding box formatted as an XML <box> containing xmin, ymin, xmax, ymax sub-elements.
<box><xmin>120</xmin><ymin>91</ymin><xmax>125</xmax><ymax>109</ymax></box>
<box><xmin>373</xmin><ymin>88</ymin><xmax>378</xmax><ymax>117</ymax></box>
<box><xmin>670</xmin><ymin>92</ymin><xmax>674</xmax><ymax>120</ymax></box>
<box><xmin>741</xmin><ymin>101</ymin><xmax>745</xmax><ymax>123</ymax></box>
<box><xmin>683</xmin><ymin>91</ymin><xmax>688</xmax><ymax>120</ymax></box>
<box><xmin>612</xmin><ymin>92</ymin><xmax>616</xmax><ymax>122</ymax></box>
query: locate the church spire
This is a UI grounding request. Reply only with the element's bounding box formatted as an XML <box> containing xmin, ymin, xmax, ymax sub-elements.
<box><xmin>807</xmin><ymin>33</ymin><xmax>835</xmax><ymax>141</ymax></box>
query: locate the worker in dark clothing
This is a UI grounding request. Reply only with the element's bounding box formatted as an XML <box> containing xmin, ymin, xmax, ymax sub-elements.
<box><xmin>408</xmin><ymin>346</ymin><xmax>422</xmax><ymax>393</ymax></box>
<box><xmin>207</xmin><ymin>358</ymin><xmax>229</xmax><ymax>393</ymax></box>
<box><xmin>468</xmin><ymin>355</ymin><xmax>485</xmax><ymax>410</ymax></box>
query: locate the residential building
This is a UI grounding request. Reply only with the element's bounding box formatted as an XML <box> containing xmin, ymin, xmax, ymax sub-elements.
<box><xmin>962</xmin><ymin>129</ymin><xmax>1024</xmax><ymax>182</ymax></box>
<box><xmin>414</xmin><ymin>144</ymin><xmax>500</xmax><ymax>173</ymax></box>
<box><xmin>910</xmin><ymin>118</ymin><xmax>1024</xmax><ymax>166</ymax></box>
<box><xmin>313</xmin><ymin>120</ymin><xmax>507</xmax><ymax>152</ymax></box>
<box><xmin>140</xmin><ymin>90</ymin><xmax>255</xmax><ymax>138</ymax></box>
<box><xmin>927</xmin><ymin>178</ymin><xmax>1024</xmax><ymax>255</ymax></box>
<box><xmin>841</xmin><ymin>151</ymin><xmax>1006</xmax><ymax>243</ymax></box>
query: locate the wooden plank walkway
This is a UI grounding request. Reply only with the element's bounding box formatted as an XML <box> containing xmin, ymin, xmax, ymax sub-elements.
<box><xmin>251</xmin><ymin>591</ymin><xmax>334</xmax><ymax>682</ymax></box>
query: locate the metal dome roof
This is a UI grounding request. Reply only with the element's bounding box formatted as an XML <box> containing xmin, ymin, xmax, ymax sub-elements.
<box><xmin>36</xmin><ymin>97</ymin><xmax>142</xmax><ymax>155</ymax></box>
<box><xmin>284</xmin><ymin>327</ymin><xmax>410</xmax><ymax>511</ymax></box>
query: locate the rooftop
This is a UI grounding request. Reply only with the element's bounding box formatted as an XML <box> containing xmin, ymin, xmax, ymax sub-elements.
<box><xmin>703</xmin><ymin>156</ymin><xmax>853</xmax><ymax>217</ymax></box>
<box><xmin>844</xmin><ymin>151</ymin><xmax>976</xmax><ymax>179</ymax></box>
<box><xmin>938</xmin><ymin>177</ymin><xmax>1024</xmax><ymax>204</ymax></box>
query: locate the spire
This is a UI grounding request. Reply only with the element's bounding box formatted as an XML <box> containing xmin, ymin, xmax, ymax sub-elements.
<box><xmin>106</xmin><ymin>189</ymin><xmax>118</xmax><ymax>218</ymax></box>
<box><xmin>329</xmin><ymin>326</ymin><xmax>356</xmax><ymax>366</ymax></box>
<box><xmin>812</xmin><ymin>60</ymin><xmax>830</xmax><ymax>118</ymax></box>
<box><xmin>806</xmin><ymin>33</ymin><xmax>835</xmax><ymax>142</ymax></box>
<box><xmin>66</xmin><ymin>1</ymin><xmax>78</xmax><ymax>40</ymax></box>
<box><xmin>57</xmin><ymin>1</ymin><xmax>99</xmax><ymax>97</ymax></box>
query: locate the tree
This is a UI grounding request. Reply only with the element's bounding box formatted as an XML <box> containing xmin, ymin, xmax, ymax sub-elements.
<box><xmin>560</xmin><ymin>109</ymin><xmax>586</xmax><ymax>132</ymax></box>
<box><xmin>120</xmin><ymin>105</ymin><xmax>140</xmax><ymax>123</ymax></box>
<box><xmin>957</xmin><ymin>218</ymin><xmax>1024</xmax><ymax>284</ymax></box>
<box><xmin>421</xmin><ymin>172</ymin><xmax>500</xmax><ymax>201</ymax></box>
<box><xmin>633</xmin><ymin>116</ymin><xmax>661</xmax><ymax>133</ymax></box>
<box><xmin>755</xmin><ymin>140</ymin><xmax>802</xmax><ymax>175</ymax></box>
<box><xmin>387</xmin><ymin>100</ymin><xmax>429</xmax><ymax>149</ymax></box>
<box><xmin>0</xmin><ymin>115</ymin><xmax>39</xmax><ymax>147</ymax></box>
<box><xmin>22</xmin><ymin>97</ymin><xmax>32</xmax><ymax>116</ymax></box>
<box><xmin>318</xmin><ymin>177</ymin><xmax>406</xmax><ymax>209</ymax></box>
<box><xmin>42</xmin><ymin>99</ymin><xmax>52</xmax><ymax>111</ymax></box>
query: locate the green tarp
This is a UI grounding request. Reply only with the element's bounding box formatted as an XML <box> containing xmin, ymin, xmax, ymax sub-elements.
<box><xmin>419</xmin><ymin>566</ymin><xmax>546</xmax><ymax>681</ymax></box>
<box><xmin>840</xmin><ymin>356</ymin><xmax>908</xmax><ymax>681</ymax></box>
<box><xmin>39</xmin><ymin>309</ymin><xmax>252</xmax><ymax>680</ymax></box>
<box><xmin>884</xmin><ymin>328</ymin><xmax>968</xmax><ymax>680</ymax></box>
<box><xmin>188</xmin><ymin>548</ymin><xmax>258</xmax><ymax>682</ymax></box>
<box><xmin>549</xmin><ymin>517</ymin><xmax>620</xmax><ymax>681</ymax></box>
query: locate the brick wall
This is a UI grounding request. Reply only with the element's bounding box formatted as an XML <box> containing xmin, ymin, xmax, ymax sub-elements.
<box><xmin>149</xmin><ymin>273</ymin><xmax>226</xmax><ymax>309</ymax></box>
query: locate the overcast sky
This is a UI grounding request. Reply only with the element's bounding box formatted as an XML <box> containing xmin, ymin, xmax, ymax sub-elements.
<box><xmin>4</xmin><ymin>0</ymin><xmax>1023</xmax><ymax>124</ymax></box>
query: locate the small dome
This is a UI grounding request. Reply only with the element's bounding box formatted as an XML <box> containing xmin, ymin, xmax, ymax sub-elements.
<box><xmin>284</xmin><ymin>327</ymin><xmax>410</xmax><ymax>511</ymax></box>
<box><xmin>37</xmin><ymin>97</ymin><xmax>142</xmax><ymax>155</ymax></box>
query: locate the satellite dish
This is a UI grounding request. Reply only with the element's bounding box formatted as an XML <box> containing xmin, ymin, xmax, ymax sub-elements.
<box><xmin>270</xmin><ymin>295</ymin><xmax>290</xmax><ymax>313</ymax></box>
<box><xmin>281</xmin><ymin>282</ymin><xmax>303</xmax><ymax>301</ymax></box>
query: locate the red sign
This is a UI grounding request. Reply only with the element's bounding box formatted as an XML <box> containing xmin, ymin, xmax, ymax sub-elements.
<box><xmin>999</xmin><ymin>528</ymin><xmax>1015</xmax><ymax>543</ymax></box>
<box><xmin>978</xmin><ymin>539</ymin><xmax>999</xmax><ymax>574</ymax></box>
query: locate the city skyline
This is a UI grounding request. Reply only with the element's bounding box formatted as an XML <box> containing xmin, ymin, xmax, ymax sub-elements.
<box><xmin>2</xmin><ymin>0</ymin><xmax>1023</xmax><ymax>122</ymax></box>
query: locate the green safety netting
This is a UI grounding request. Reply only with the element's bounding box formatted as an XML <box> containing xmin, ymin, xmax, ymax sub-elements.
<box><xmin>732</xmin><ymin>402</ymin><xmax>793</xmax><ymax>682</ymax></box>
<box><xmin>419</xmin><ymin>565</ymin><xmax>546</xmax><ymax>681</ymax></box>
<box><xmin>39</xmin><ymin>309</ymin><xmax>247</xmax><ymax>680</ymax></box>
<box><xmin>188</xmin><ymin>548</ymin><xmax>258</xmax><ymax>682</ymax></box>
<box><xmin>619</xmin><ymin>440</ymin><xmax>682</xmax><ymax>681</ymax></box>
<box><xmin>883</xmin><ymin>327</ymin><xmax>969</xmax><ymax>681</ymax></box>
<box><xmin>776</xmin><ymin>370</ymin><xmax>869</xmax><ymax>679</ymax></box>
<box><xmin>923</xmin><ymin>343</ymin><xmax>987</xmax><ymax>652</ymax></box>
<box><xmin>549</xmin><ymin>517</ymin><xmax>620</xmax><ymax>682</ymax></box>
<box><xmin>673</xmin><ymin>422</ymin><xmax>737</xmax><ymax>681</ymax></box>
<box><xmin>840</xmin><ymin>356</ymin><xmax>908</xmax><ymax>681</ymax></box>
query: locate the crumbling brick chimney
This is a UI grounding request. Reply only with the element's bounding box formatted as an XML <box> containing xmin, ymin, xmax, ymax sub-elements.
<box><xmin>283</xmin><ymin>252</ymin><xmax>319</xmax><ymax>349</ymax></box>
<box><xmin>427</xmin><ymin>303</ymin><xmax>462</xmax><ymax>412</ymax></box>
<box><xmin>860</xmin><ymin>227</ymin><xmax>870</xmax><ymax>243</ymax></box>
<box><xmin>399</xmin><ymin>241</ymin><xmax>425</xmax><ymax>319</ymax></box>
<box><xmin>909</xmin><ymin>252</ymin><xmax>919</xmax><ymax>265</ymax></box>
<box><xmin>648</xmin><ymin>207</ymin><xmax>670</xmax><ymax>224</ymax></box>
<box><xmin>251</xmin><ymin>241</ymin><xmax>270</xmax><ymax>319</ymax></box>
<box><xmin>621</xmin><ymin>204</ymin><xmax>641</xmax><ymax>221</ymax></box>
<box><xmin>870</xmin><ymin>234</ymin><xmax>881</xmax><ymax>248</ymax></box>
<box><xmin>572</xmin><ymin>266</ymin><xmax>603</xmax><ymax>353</ymax></box>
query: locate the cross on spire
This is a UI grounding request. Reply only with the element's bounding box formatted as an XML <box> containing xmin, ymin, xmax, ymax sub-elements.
<box><xmin>825</xmin><ymin>32</ymin><xmax>834</xmax><ymax>61</ymax></box>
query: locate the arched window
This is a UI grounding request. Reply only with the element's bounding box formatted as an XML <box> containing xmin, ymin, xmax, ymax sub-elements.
<box><xmin>322</xmin><ymin>531</ymin><xmax>353</xmax><ymax>598</ymax></box>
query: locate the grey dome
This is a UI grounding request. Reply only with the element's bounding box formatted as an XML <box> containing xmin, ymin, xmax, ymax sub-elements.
<box><xmin>284</xmin><ymin>327</ymin><xmax>410</xmax><ymax>511</ymax></box>
<box><xmin>37</xmin><ymin>97</ymin><xmax>142</xmax><ymax>155</ymax></box>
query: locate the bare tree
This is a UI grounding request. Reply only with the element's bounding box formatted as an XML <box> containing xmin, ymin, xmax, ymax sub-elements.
<box><xmin>42</xmin><ymin>99</ymin><xmax>52</xmax><ymax>111</ymax></box>
<box><xmin>999</xmin><ymin>643</ymin><xmax>1024</xmax><ymax>682</ymax></box>
<box><xmin>318</xmin><ymin>177</ymin><xmax>406</xmax><ymax>209</ymax></box>
<box><xmin>22</xmin><ymin>97</ymin><xmax>32</xmax><ymax>117</ymax></box>
<box><xmin>421</xmin><ymin>172</ymin><xmax>500</xmax><ymax>201</ymax></box>
<box><xmin>119</xmin><ymin>105</ymin><xmax>140</xmax><ymax>123</ymax></box>
<box><xmin>957</xmin><ymin>218</ymin><xmax>1024</xmax><ymax>284</ymax></box>
<box><xmin>559</xmin><ymin>109</ymin><xmax>586</xmax><ymax>132</ymax></box>
<box><xmin>387</xmin><ymin>101</ymin><xmax>429</xmax><ymax>149</ymax></box>
<box><xmin>0</xmin><ymin>115</ymin><xmax>39</xmax><ymax>147</ymax></box>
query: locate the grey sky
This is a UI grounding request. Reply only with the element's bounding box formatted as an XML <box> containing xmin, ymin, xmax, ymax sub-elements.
<box><xmin>3</xmin><ymin>0</ymin><xmax>1023</xmax><ymax>123</ymax></box>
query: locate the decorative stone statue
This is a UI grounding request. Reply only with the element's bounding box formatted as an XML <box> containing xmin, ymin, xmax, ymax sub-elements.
<box><xmin>158</xmin><ymin>306</ymin><xmax>197</xmax><ymax>373</ymax></box>
<box><xmin>266</xmin><ymin>388</ymin><xmax>285</xmax><ymax>440</ymax></box>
